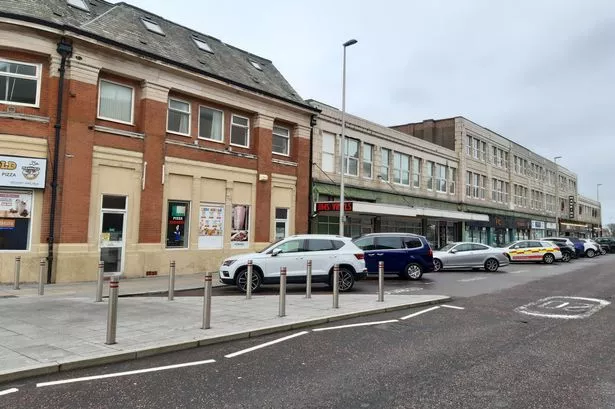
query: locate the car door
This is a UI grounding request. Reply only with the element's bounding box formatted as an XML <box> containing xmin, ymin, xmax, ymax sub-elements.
<box><xmin>265</xmin><ymin>238</ymin><xmax>307</xmax><ymax>278</ymax></box>
<box><xmin>374</xmin><ymin>236</ymin><xmax>405</xmax><ymax>273</ymax></box>
<box><xmin>470</xmin><ymin>243</ymin><xmax>491</xmax><ymax>265</ymax></box>
<box><xmin>353</xmin><ymin>236</ymin><xmax>376</xmax><ymax>273</ymax></box>
<box><xmin>527</xmin><ymin>241</ymin><xmax>545</xmax><ymax>261</ymax></box>
<box><xmin>447</xmin><ymin>243</ymin><xmax>474</xmax><ymax>267</ymax></box>
<box><xmin>508</xmin><ymin>241</ymin><xmax>528</xmax><ymax>261</ymax></box>
<box><xmin>304</xmin><ymin>238</ymin><xmax>337</xmax><ymax>279</ymax></box>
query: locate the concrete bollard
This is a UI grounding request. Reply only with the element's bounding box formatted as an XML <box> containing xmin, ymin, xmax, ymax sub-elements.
<box><xmin>378</xmin><ymin>261</ymin><xmax>384</xmax><ymax>302</ymax></box>
<box><xmin>246</xmin><ymin>260</ymin><xmax>253</xmax><ymax>300</ymax></box>
<box><xmin>279</xmin><ymin>267</ymin><xmax>287</xmax><ymax>317</ymax></box>
<box><xmin>38</xmin><ymin>258</ymin><xmax>46</xmax><ymax>296</ymax></box>
<box><xmin>105</xmin><ymin>276</ymin><xmax>119</xmax><ymax>345</ymax></box>
<box><xmin>202</xmin><ymin>272</ymin><xmax>212</xmax><ymax>329</ymax></box>
<box><xmin>13</xmin><ymin>256</ymin><xmax>21</xmax><ymax>290</ymax></box>
<box><xmin>168</xmin><ymin>260</ymin><xmax>176</xmax><ymax>301</ymax></box>
<box><xmin>333</xmin><ymin>264</ymin><xmax>339</xmax><ymax>309</ymax></box>
<box><xmin>95</xmin><ymin>261</ymin><xmax>105</xmax><ymax>302</ymax></box>
<box><xmin>306</xmin><ymin>260</ymin><xmax>312</xmax><ymax>299</ymax></box>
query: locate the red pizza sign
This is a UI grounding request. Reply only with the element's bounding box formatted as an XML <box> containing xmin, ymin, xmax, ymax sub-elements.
<box><xmin>316</xmin><ymin>202</ymin><xmax>353</xmax><ymax>213</ymax></box>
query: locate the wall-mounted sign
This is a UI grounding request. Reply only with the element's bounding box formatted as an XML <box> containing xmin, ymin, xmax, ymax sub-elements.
<box><xmin>231</xmin><ymin>204</ymin><xmax>250</xmax><ymax>249</ymax></box>
<box><xmin>199</xmin><ymin>203</ymin><xmax>224</xmax><ymax>249</ymax></box>
<box><xmin>315</xmin><ymin>202</ymin><xmax>354</xmax><ymax>213</ymax></box>
<box><xmin>546</xmin><ymin>222</ymin><xmax>557</xmax><ymax>230</ymax></box>
<box><xmin>0</xmin><ymin>155</ymin><xmax>47</xmax><ymax>189</ymax></box>
<box><xmin>531</xmin><ymin>221</ymin><xmax>545</xmax><ymax>229</ymax></box>
<box><xmin>568</xmin><ymin>196</ymin><xmax>575</xmax><ymax>219</ymax></box>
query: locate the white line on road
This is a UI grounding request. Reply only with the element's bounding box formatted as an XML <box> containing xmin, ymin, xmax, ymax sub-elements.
<box><xmin>36</xmin><ymin>359</ymin><xmax>216</xmax><ymax>388</ymax></box>
<box><xmin>458</xmin><ymin>277</ymin><xmax>488</xmax><ymax>282</ymax></box>
<box><xmin>508</xmin><ymin>270</ymin><xmax>526</xmax><ymax>274</ymax></box>
<box><xmin>0</xmin><ymin>388</ymin><xmax>18</xmax><ymax>396</ymax></box>
<box><xmin>441</xmin><ymin>305</ymin><xmax>465</xmax><ymax>310</ymax></box>
<box><xmin>312</xmin><ymin>319</ymin><xmax>399</xmax><ymax>332</ymax></box>
<box><xmin>225</xmin><ymin>331</ymin><xmax>309</xmax><ymax>358</ymax></box>
<box><xmin>400</xmin><ymin>306</ymin><xmax>440</xmax><ymax>320</ymax></box>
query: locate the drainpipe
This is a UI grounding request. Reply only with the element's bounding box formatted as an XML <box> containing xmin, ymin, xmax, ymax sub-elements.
<box><xmin>47</xmin><ymin>38</ymin><xmax>73</xmax><ymax>283</ymax></box>
<box><xmin>307</xmin><ymin>114</ymin><xmax>317</xmax><ymax>234</ymax></box>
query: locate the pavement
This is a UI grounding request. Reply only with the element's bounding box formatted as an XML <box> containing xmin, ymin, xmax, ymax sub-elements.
<box><xmin>0</xmin><ymin>273</ymin><xmax>451</xmax><ymax>384</ymax></box>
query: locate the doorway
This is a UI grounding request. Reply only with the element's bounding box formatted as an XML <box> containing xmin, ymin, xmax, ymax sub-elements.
<box><xmin>100</xmin><ymin>195</ymin><xmax>127</xmax><ymax>274</ymax></box>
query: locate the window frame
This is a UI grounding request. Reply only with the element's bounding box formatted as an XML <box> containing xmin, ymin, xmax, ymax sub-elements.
<box><xmin>230</xmin><ymin>114</ymin><xmax>250</xmax><ymax>148</ymax></box>
<box><xmin>274</xmin><ymin>207</ymin><xmax>289</xmax><ymax>241</ymax></box>
<box><xmin>362</xmin><ymin>143</ymin><xmax>373</xmax><ymax>179</ymax></box>
<box><xmin>166</xmin><ymin>200</ymin><xmax>190</xmax><ymax>249</ymax></box>
<box><xmin>412</xmin><ymin>157</ymin><xmax>422</xmax><ymax>188</ymax></box>
<box><xmin>393</xmin><ymin>152</ymin><xmax>410</xmax><ymax>186</ymax></box>
<box><xmin>67</xmin><ymin>0</ymin><xmax>89</xmax><ymax>11</ymax></box>
<box><xmin>426</xmin><ymin>161</ymin><xmax>435</xmax><ymax>191</ymax></box>
<box><xmin>166</xmin><ymin>98</ymin><xmax>191</xmax><ymax>137</ymax></box>
<box><xmin>97</xmin><ymin>79</ymin><xmax>135</xmax><ymax>125</ymax></box>
<box><xmin>344</xmin><ymin>138</ymin><xmax>360</xmax><ymax>177</ymax></box>
<box><xmin>197</xmin><ymin>105</ymin><xmax>225</xmax><ymax>143</ymax></box>
<box><xmin>435</xmin><ymin>163</ymin><xmax>447</xmax><ymax>193</ymax></box>
<box><xmin>380</xmin><ymin>147</ymin><xmax>390</xmax><ymax>182</ymax></box>
<box><xmin>272</xmin><ymin>125</ymin><xmax>291</xmax><ymax>156</ymax></box>
<box><xmin>321</xmin><ymin>132</ymin><xmax>336</xmax><ymax>172</ymax></box>
<box><xmin>0</xmin><ymin>58</ymin><xmax>42</xmax><ymax>108</ymax></box>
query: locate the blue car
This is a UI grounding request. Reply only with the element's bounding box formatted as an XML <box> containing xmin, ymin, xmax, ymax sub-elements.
<box><xmin>353</xmin><ymin>233</ymin><xmax>434</xmax><ymax>280</ymax></box>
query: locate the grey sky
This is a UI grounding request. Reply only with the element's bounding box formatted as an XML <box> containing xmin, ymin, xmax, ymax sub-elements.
<box><xmin>118</xmin><ymin>0</ymin><xmax>615</xmax><ymax>226</ymax></box>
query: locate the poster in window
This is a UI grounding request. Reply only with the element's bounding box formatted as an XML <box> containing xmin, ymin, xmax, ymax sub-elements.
<box><xmin>231</xmin><ymin>204</ymin><xmax>250</xmax><ymax>248</ymax></box>
<box><xmin>166</xmin><ymin>202</ymin><xmax>188</xmax><ymax>248</ymax></box>
<box><xmin>198</xmin><ymin>204</ymin><xmax>224</xmax><ymax>249</ymax></box>
<box><xmin>0</xmin><ymin>190</ymin><xmax>32</xmax><ymax>218</ymax></box>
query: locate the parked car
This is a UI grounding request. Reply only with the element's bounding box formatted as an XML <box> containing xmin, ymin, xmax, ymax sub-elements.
<box><xmin>541</xmin><ymin>238</ymin><xmax>576</xmax><ymax>262</ymax></box>
<box><xmin>541</xmin><ymin>237</ymin><xmax>585</xmax><ymax>258</ymax></box>
<box><xmin>432</xmin><ymin>242</ymin><xmax>509</xmax><ymax>272</ymax></box>
<box><xmin>586</xmin><ymin>239</ymin><xmax>606</xmax><ymax>255</ymax></box>
<box><xmin>578</xmin><ymin>239</ymin><xmax>601</xmax><ymax>257</ymax></box>
<box><xmin>595</xmin><ymin>237</ymin><xmax>615</xmax><ymax>253</ymax></box>
<box><xmin>353</xmin><ymin>233</ymin><xmax>434</xmax><ymax>280</ymax></box>
<box><xmin>500</xmin><ymin>240</ymin><xmax>563</xmax><ymax>264</ymax></box>
<box><xmin>219</xmin><ymin>235</ymin><xmax>367</xmax><ymax>293</ymax></box>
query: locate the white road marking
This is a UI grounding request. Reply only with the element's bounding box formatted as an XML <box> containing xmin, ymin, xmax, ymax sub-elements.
<box><xmin>224</xmin><ymin>331</ymin><xmax>309</xmax><ymax>358</ymax></box>
<box><xmin>312</xmin><ymin>319</ymin><xmax>399</xmax><ymax>332</ymax></box>
<box><xmin>36</xmin><ymin>359</ymin><xmax>216</xmax><ymax>388</ymax></box>
<box><xmin>508</xmin><ymin>270</ymin><xmax>526</xmax><ymax>274</ymax></box>
<box><xmin>0</xmin><ymin>388</ymin><xmax>18</xmax><ymax>396</ymax></box>
<box><xmin>400</xmin><ymin>306</ymin><xmax>440</xmax><ymax>320</ymax></box>
<box><xmin>458</xmin><ymin>277</ymin><xmax>488</xmax><ymax>282</ymax></box>
<box><xmin>515</xmin><ymin>296</ymin><xmax>611</xmax><ymax>319</ymax></box>
<box><xmin>441</xmin><ymin>305</ymin><xmax>465</xmax><ymax>310</ymax></box>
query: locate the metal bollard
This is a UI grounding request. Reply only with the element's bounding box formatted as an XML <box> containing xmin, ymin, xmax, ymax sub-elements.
<box><xmin>279</xmin><ymin>267</ymin><xmax>287</xmax><ymax>317</ymax></box>
<box><xmin>246</xmin><ymin>260</ymin><xmax>253</xmax><ymax>300</ymax></box>
<box><xmin>95</xmin><ymin>261</ymin><xmax>104</xmax><ymax>302</ymax></box>
<box><xmin>332</xmin><ymin>264</ymin><xmax>339</xmax><ymax>309</ymax></box>
<box><xmin>105</xmin><ymin>276</ymin><xmax>119</xmax><ymax>345</ymax></box>
<box><xmin>168</xmin><ymin>260</ymin><xmax>176</xmax><ymax>301</ymax></box>
<box><xmin>378</xmin><ymin>261</ymin><xmax>384</xmax><ymax>302</ymax></box>
<box><xmin>13</xmin><ymin>256</ymin><xmax>21</xmax><ymax>290</ymax></box>
<box><xmin>202</xmin><ymin>272</ymin><xmax>212</xmax><ymax>329</ymax></box>
<box><xmin>38</xmin><ymin>258</ymin><xmax>46</xmax><ymax>296</ymax></box>
<box><xmin>306</xmin><ymin>260</ymin><xmax>312</xmax><ymax>299</ymax></box>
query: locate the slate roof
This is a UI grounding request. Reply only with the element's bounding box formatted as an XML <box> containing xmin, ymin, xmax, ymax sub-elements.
<box><xmin>0</xmin><ymin>0</ymin><xmax>313</xmax><ymax>109</ymax></box>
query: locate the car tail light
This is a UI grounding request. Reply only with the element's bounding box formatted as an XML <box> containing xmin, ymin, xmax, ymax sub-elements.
<box><xmin>354</xmin><ymin>253</ymin><xmax>364</xmax><ymax>260</ymax></box>
<box><xmin>427</xmin><ymin>248</ymin><xmax>433</xmax><ymax>257</ymax></box>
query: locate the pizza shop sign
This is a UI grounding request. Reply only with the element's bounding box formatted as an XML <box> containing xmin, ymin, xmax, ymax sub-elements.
<box><xmin>0</xmin><ymin>155</ymin><xmax>47</xmax><ymax>189</ymax></box>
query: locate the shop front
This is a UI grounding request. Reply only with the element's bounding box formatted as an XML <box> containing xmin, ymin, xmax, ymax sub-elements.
<box><xmin>531</xmin><ymin>220</ymin><xmax>545</xmax><ymax>239</ymax></box>
<box><xmin>464</xmin><ymin>215</ymin><xmax>531</xmax><ymax>247</ymax></box>
<box><xmin>558</xmin><ymin>219</ymin><xmax>590</xmax><ymax>238</ymax></box>
<box><xmin>545</xmin><ymin>222</ymin><xmax>557</xmax><ymax>237</ymax></box>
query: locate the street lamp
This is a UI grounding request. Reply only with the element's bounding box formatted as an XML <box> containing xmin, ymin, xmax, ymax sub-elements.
<box><xmin>554</xmin><ymin>156</ymin><xmax>562</xmax><ymax>236</ymax></box>
<box><xmin>597</xmin><ymin>183</ymin><xmax>603</xmax><ymax>237</ymax></box>
<box><xmin>339</xmin><ymin>38</ymin><xmax>358</xmax><ymax>236</ymax></box>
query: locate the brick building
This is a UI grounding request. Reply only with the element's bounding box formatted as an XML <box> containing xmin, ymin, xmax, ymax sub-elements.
<box><xmin>0</xmin><ymin>0</ymin><xmax>316</xmax><ymax>283</ymax></box>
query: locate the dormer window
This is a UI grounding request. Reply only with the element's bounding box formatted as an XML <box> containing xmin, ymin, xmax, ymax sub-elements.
<box><xmin>249</xmin><ymin>60</ymin><xmax>262</xmax><ymax>70</ymax></box>
<box><xmin>67</xmin><ymin>0</ymin><xmax>89</xmax><ymax>11</ymax></box>
<box><xmin>193</xmin><ymin>37</ymin><xmax>213</xmax><ymax>53</ymax></box>
<box><xmin>141</xmin><ymin>17</ymin><xmax>165</xmax><ymax>35</ymax></box>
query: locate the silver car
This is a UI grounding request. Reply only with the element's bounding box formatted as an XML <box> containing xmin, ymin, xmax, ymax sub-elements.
<box><xmin>433</xmin><ymin>242</ymin><xmax>510</xmax><ymax>272</ymax></box>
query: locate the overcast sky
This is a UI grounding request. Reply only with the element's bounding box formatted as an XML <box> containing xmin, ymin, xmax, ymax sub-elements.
<box><xmin>119</xmin><ymin>0</ymin><xmax>615</xmax><ymax>227</ymax></box>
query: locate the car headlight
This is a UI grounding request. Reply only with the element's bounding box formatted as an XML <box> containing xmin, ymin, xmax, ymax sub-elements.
<box><xmin>222</xmin><ymin>259</ymin><xmax>236</xmax><ymax>267</ymax></box>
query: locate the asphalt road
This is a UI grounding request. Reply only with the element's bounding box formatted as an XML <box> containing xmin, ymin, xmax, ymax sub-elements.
<box><xmin>2</xmin><ymin>255</ymin><xmax>614</xmax><ymax>409</ymax></box>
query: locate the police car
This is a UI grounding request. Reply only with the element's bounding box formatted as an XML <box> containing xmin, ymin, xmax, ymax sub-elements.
<box><xmin>500</xmin><ymin>240</ymin><xmax>563</xmax><ymax>264</ymax></box>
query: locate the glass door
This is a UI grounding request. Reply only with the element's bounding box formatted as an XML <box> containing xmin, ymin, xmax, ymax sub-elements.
<box><xmin>100</xmin><ymin>195</ymin><xmax>127</xmax><ymax>274</ymax></box>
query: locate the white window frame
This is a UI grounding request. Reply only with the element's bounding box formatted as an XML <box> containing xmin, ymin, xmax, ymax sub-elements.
<box><xmin>344</xmin><ymin>138</ymin><xmax>360</xmax><ymax>177</ymax></box>
<box><xmin>426</xmin><ymin>161</ymin><xmax>435</xmax><ymax>191</ymax></box>
<box><xmin>272</xmin><ymin>125</ymin><xmax>290</xmax><ymax>156</ymax></box>
<box><xmin>380</xmin><ymin>148</ymin><xmax>390</xmax><ymax>182</ymax></box>
<box><xmin>274</xmin><ymin>207</ymin><xmax>289</xmax><ymax>240</ymax></box>
<box><xmin>448</xmin><ymin>167</ymin><xmax>456</xmax><ymax>194</ymax></box>
<box><xmin>0</xmin><ymin>58</ymin><xmax>42</xmax><ymax>108</ymax></box>
<box><xmin>321</xmin><ymin>132</ymin><xmax>336</xmax><ymax>173</ymax></box>
<box><xmin>412</xmin><ymin>157</ymin><xmax>421</xmax><ymax>188</ymax></box>
<box><xmin>230</xmin><ymin>114</ymin><xmax>250</xmax><ymax>148</ymax></box>
<box><xmin>97</xmin><ymin>79</ymin><xmax>135</xmax><ymax>125</ymax></box>
<box><xmin>197</xmin><ymin>105</ymin><xmax>224</xmax><ymax>143</ymax></box>
<box><xmin>193</xmin><ymin>37</ymin><xmax>213</xmax><ymax>53</ymax></box>
<box><xmin>435</xmin><ymin>163</ymin><xmax>447</xmax><ymax>193</ymax></box>
<box><xmin>166</xmin><ymin>98</ymin><xmax>191</xmax><ymax>137</ymax></box>
<box><xmin>67</xmin><ymin>0</ymin><xmax>89</xmax><ymax>11</ymax></box>
<box><xmin>362</xmin><ymin>143</ymin><xmax>373</xmax><ymax>179</ymax></box>
<box><xmin>141</xmin><ymin>18</ymin><xmax>165</xmax><ymax>35</ymax></box>
<box><xmin>393</xmin><ymin>152</ymin><xmax>410</xmax><ymax>186</ymax></box>
<box><xmin>0</xmin><ymin>189</ymin><xmax>35</xmax><ymax>252</ymax></box>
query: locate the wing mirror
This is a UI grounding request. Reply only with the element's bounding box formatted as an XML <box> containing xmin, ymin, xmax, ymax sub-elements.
<box><xmin>271</xmin><ymin>248</ymin><xmax>282</xmax><ymax>257</ymax></box>
<box><xmin>513</xmin><ymin>245</ymin><xmax>519</xmax><ymax>249</ymax></box>
<box><xmin>449</xmin><ymin>249</ymin><xmax>457</xmax><ymax>254</ymax></box>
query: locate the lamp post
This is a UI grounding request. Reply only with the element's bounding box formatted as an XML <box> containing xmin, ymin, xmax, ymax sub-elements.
<box><xmin>554</xmin><ymin>156</ymin><xmax>562</xmax><ymax>236</ymax></box>
<box><xmin>597</xmin><ymin>183</ymin><xmax>602</xmax><ymax>237</ymax></box>
<box><xmin>339</xmin><ymin>38</ymin><xmax>357</xmax><ymax>236</ymax></box>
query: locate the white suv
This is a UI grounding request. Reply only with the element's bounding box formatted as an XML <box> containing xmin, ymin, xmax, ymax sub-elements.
<box><xmin>219</xmin><ymin>234</ymin><xmax>367</xmax><ymax>293</ymax></box>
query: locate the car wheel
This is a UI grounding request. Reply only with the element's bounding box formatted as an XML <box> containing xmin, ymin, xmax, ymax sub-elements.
<box><xmin>484</xmin><ymin>258</ymin><xmax>499</xmax><ymax>272</ymax></box>
<box><xmin>600</xmin><ymin>248</ymin><xmax>606</xmax><ymax>256</ymax></box>
<box><xmin>403</xmin><ymin>263</ymin><xmax>423</xmax><ymax>280</ymax></box>
<box><xmin>586</xmin><ymin>249</ymin><xmax>596</xmax><ymax>258</ymax></box>
<box><xmin>235</xmin><ymin>267</ymin><xmax>262</xmax><ymax>293</ymax></box>
<box><xmin>543</xmin><ymin>253</ymin><xmax>555</xmax><ymax>264</ymax></box>
<box><xmin>433</xmin><ymin>259</ymin><xmax>443</xmax><ymax>272</ymax></box>
<box><xmin>561</xmin><ymin>252</ymin><xmax>571</xmax><ymax>263</ymax></box>
<box><xmin>330</xmin><ymin>267</ymin><xmax>355</xmax><ymax>292</ymax></box>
